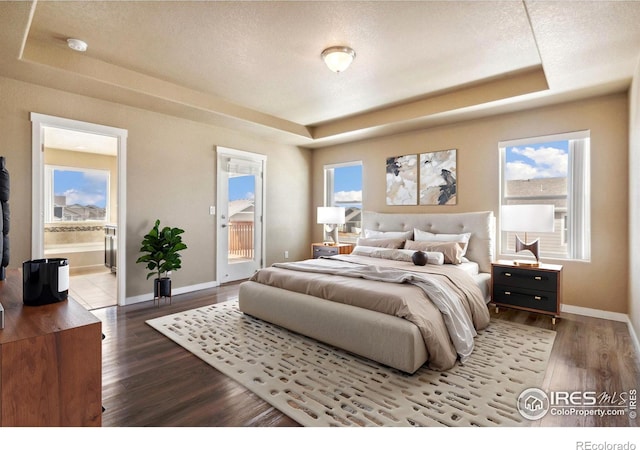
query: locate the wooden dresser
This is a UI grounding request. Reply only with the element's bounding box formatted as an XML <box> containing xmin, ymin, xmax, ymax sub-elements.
<box><xmin>0</xmin><ymin>269</ymin><xmax>102</xmax><ymax>426</ymax></box>
<box><xmin>491</xmin><ymin>260</ymin><xmax>563</xmax><ymax>324</ymax></box>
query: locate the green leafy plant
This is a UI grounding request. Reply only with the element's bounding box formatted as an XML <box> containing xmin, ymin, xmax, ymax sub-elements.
<box><xmin>136</xmin><ymin>219</ymin><xmax>187</xmax><ymax>280</ymax></box>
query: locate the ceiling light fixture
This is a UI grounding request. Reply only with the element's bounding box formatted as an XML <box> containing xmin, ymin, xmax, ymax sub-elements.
<box><xmin>321</xmin><ymin>46</ymin><xmax>356</xmax><ymax>73</ymax></box>
<box><xmin>67</xmin><ymin>38</ymin><xmax>88</xmax><ymax>52</ymax></box>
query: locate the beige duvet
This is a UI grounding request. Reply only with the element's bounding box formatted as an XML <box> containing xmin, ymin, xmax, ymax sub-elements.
<box><xmin>249</xmin><ymin>254</ymin><xmax>491</xmax><ymax>370</ymax></box>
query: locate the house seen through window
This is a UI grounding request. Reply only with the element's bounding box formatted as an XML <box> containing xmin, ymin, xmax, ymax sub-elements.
<box><xmin>499</xmin><ymin>131</ymin><xmax>590</xmax><ymax>261</ymax></box>
<box><xmin>324</xmin><ymin>162</ymin><xmax>362</xmax><ymax>243</ymax></box>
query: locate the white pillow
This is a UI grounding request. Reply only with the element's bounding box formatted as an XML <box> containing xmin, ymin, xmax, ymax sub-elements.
<box><xmin>351</xmin><ymin>245</ymin><xmax>378</xmax><ymax>256</ymax></box>
<box><xmin>364</xmin><ymin>229</ymin><xmax>413</xmax><ymax>240</ymax></box>
<box><xmin>413</xmin><ymin>229</ymin><xmax>471</xmax><ymax>255</ymax></box>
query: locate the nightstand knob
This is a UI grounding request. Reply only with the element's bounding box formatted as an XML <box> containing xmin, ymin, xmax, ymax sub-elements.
<box><xmin>534</xmin><ymin>276</ymin><xmax>542</xmax><ymax>280</ymax></box>
<box><xmin>504</xmin><ymin>273</ymin><xmax>512</xmax><ymax>277</ymax></box>
<box><xmin>505</xmin><ymin>291</ymin><xmax>511</xmax><ymax>295</ymax></box>
<box><xmin>534</xmin><ymin>296</ymin><xmax>542</xmax><ymax>300</ymax></box>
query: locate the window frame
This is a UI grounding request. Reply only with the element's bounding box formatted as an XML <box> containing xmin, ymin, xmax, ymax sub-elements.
<box><xmin>499</xmin><ymin>130</ymin><xmax>591</xmax><ymax>261</ymax></box>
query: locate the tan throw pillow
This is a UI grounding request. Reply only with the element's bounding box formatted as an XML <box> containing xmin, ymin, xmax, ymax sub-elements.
<box><xmin>356</xmin><ymin>237</ymin><xmax>405</xmax><ymax>249</ymax></box>
<box><xmin>404</xmin><ymin>240</ymin><xmax>464</xmax><ymax>264</ymax></box>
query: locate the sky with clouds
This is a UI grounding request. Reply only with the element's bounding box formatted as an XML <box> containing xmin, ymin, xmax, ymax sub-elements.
<box><xmin>229</xmin><ymin>175</ymin><xmax>255</xmax><ymax>201</ymax></box>
<box><xmin>505</xmin><ymin>140</ymin><xmax>568</xmax><ymax>180</ymax></box>
<box><xmin>333</xmin><ymin>165</ymin><xmax>362</xmax><ymax>205</ymax></box>
<box><xmin>54</xmin><ymin>169</ymin><xmax>108</xmax><ymax>207</ymax></box>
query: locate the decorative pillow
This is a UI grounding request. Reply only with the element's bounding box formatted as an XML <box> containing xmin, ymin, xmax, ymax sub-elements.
<box><xmin>394</xmin><ymin>249</ymin><xmax>444</xmax><ymax>265</ymax></box>
<box><xmin>364</xmin><ymin>229</ymin><xmax>413</xmax><ymax>240</ymax></box>
<box><xmin>355</xmin><ymin>237</ymin><xmax>405</xmax><ymax>249</ymax></box>
<box><xmin>412</xmin><ymin>251</ymin><xmax>428</xmax><ymax>266</ymax></box>
<box><xmin>404</xmin><ymin>240</ymin><xmax>464</xmax><ymax>264</ymax></box>
<box><xmin>369</xmin><ymin>248</ymin><xmax>414</xmax><ymax>262</ymax></box>
<box><xmin>425</xmin><ymin>252</ymin><xmax>445</xmax><ymax>265</ymax></box>
<box><xmin>413</xmin><ymin>229</ymin><xmax>471</xmax><ymax>256</ymax></box>
<box><xmin>352</xmin><ymin>247</ymin><xmax>445</xmax><ymax>265</ymax></box>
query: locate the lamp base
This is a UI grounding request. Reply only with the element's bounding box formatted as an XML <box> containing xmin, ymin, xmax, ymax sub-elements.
<box><xmin>324</xmin><ymin>224</ymin><xmax>340</xmax><ymax>245</ymax></box>
<box><xmin>513</xmin><ymin>234</ymin><xmax>541</xmax><ymax>267</ymax></box>
<box><xmin>513</xmin><ymin>259</ymin><xmax>540</xmax><ymax>268</ymax></box>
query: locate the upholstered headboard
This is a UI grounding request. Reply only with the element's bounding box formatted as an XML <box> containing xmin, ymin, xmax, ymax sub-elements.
<box><xmin>362</xmin><ymin>211</ymin><xmax>496</xmax><ymax>273</ymax></box>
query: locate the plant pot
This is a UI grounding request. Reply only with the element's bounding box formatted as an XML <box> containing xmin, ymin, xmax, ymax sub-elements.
<box><xmin>154</xmin><ymin>277</ymin><xmax>172</xmax><ymax>298</ymax></box>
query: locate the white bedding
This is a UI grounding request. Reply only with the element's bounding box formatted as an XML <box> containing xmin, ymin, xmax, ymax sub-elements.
<box><xmin>457</xmin><ymin>261</ymin><xmax>480</xmax><ymax>276</ymax></box>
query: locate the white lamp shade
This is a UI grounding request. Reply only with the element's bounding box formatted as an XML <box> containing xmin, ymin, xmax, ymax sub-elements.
<box><xmin>317</xmin><ymin>206</ymin><xmax>346</xmax><ymax>224</ymax></box>
<box><xmin>501</xmin><ymin>205</ymin><xmax>555</xmax><ymax>233</ymax></box>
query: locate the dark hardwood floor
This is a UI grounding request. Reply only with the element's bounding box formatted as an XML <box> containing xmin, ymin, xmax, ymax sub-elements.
<box><xmin>91</xmin><ymin>283</ymin><xmax>640</xmax><ymax>427</ymax></box>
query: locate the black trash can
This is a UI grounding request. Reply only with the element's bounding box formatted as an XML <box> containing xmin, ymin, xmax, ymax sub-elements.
<box><xmin>23</xmin><ymin>258</ymin><xmax>69</xmax><ymax>306</ymax></box>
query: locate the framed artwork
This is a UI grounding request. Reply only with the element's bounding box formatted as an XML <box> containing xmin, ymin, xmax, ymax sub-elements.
<box><xmin>419</xmin><ymin>149</ymin><xmax>457</xmax><ymax>205</ymax></box>
<box><xmin>385</xmin><ymin>154</ymin><xmax>417</xmax><ymax>205</ymax></box>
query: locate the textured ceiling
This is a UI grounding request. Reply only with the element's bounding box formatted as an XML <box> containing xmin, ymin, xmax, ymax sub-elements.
<box><xmin>1</xmin><ymin>1</ymin><xmax>639</xmax><ymax>148</ymax></box>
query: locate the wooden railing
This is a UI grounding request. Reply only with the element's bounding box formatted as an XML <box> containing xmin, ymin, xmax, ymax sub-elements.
<box><xmin>229</xmin><ymin>221</ymin><xmax>254</xmax><ymax>260</ymax></box>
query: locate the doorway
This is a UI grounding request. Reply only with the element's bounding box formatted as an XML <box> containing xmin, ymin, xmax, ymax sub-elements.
<box><xmin>31</xmin><ymin>113</ymin><xmax>127</xmax><ymax>308</ymax></box>
<box><xmin>216</xmin><ymin>147</ymin><xmax>265</xmax><ymax>283</ymax></box>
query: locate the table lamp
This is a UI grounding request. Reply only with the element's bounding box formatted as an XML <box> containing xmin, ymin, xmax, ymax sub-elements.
<box><xmin>501</xmin><ymin>204</ymin><xmax>554</xmax><ymax>267</ymax></box>
<box><xmin>317</xmin><ymin>206</ymin><xmax>346</xmax><ymax>245</ymax></box>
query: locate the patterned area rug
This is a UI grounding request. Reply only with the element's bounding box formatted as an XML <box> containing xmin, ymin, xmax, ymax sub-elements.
<box><xmin>146</xmin><ymin>300</ymin><xmax>555</xmax><ymax>427</ymax></box>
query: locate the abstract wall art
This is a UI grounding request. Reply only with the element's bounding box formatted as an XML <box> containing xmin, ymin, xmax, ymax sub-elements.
<box><xmin>385</xmin><ymin>154</ymin><xmax>417</xmax><ymax>205</ymax></box>
<box><xmin>419</xmin><ymin>149</ymin><xmax>457</xmax><ymax>205</ymax></box>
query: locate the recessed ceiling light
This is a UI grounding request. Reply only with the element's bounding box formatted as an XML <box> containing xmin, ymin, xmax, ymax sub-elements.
<box><xmin>67</xmin><ymin>38</ymin><xmax>88</xmax><ymax>52</ymax></box>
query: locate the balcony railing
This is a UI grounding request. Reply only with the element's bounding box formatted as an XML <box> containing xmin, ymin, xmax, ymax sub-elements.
<box><xmin>229</xmin><ymin>221</ymin><xmax>254</xmax><ymax>260</ymax></box>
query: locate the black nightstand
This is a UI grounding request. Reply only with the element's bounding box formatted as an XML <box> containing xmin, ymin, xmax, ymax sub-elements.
<box><xmin>491</xmin><ymin>260</ymin><xmax>563</xmax><ymax>324</ymax></box>
<box><xmin>311</xmin><ymin>242</ymin><xmax>354</xmax><ymax>258</ymax></box>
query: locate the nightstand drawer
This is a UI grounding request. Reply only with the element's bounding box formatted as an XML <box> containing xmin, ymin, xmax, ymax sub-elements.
<box><xmin>492</xmin><ymin>285</ymin><xmax>558</xmax><ymax>313</ymax></box>
<box><xmin>313</xmin><ymin>245</ymin><xmax>339</xmax><ymax>258</ymax></box>
<box><xmin>492</xmin><ymin>266</ymin><xmax>558</xmax><ymax>292</ymax></box>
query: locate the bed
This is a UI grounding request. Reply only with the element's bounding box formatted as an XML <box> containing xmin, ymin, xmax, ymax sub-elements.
<box><xmin>238</xmin><ymin>211</ymin><xmax>495</xmax><ymax>373</ymax></box>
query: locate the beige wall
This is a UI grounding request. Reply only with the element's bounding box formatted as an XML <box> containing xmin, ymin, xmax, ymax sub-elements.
<box><xmin>630</xmin><ymin>59</ymin><xmax>640</xmax><ymax>340</ymax></box>
<box><xmin>312</xmin><ymin>93</ymin><xmax>629</xmax><ymax>314</ymax></box>
<box><xmin>0</xmin><ymin>75</ymin><xmax>311</xmax><ymax>299</ymax></box>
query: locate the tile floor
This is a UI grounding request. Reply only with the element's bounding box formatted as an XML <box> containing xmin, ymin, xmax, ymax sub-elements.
<box><xmin>69</xmin><ymin>269</ymin><xmax>117</xmax><ymax>310</ymax></box>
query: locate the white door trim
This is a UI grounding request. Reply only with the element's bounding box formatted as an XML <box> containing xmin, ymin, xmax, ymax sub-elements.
<box><xmin>30</xmin><ymin>112</ymin><xmax>128</xmax><ymax>306</ymax></box>
<box><xmin>215</xmin><ymin>146</ymin><xmax>266</xmax><ymax>283</ymax></box>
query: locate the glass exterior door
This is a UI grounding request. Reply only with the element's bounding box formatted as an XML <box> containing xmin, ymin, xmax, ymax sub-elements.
<box><xmin>216</xmin><ymin>148</ymin><xmax>264</xmax><ymax>283</ymax></box>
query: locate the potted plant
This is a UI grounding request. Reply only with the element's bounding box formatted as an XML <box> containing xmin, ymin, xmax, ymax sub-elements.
<box><xmin>136</xmin><ymin>219</ymin><xmax>187</xmax><ymax>300</ymax></box>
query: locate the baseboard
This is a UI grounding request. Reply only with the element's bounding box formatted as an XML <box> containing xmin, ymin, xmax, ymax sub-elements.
<box><xmin>124</xmin><ymin>280</ymin><xmax>220</xmax><ymax>306</ymax></box>
<box><xmin>561</xmin><ymin>304</ymin><xmax>640</xmax><ymax>362</ymax></box>
<box><xmin>560</xmin><ymin>304</ymin><xmax>628</xmax><ymax>322</ymax></box>
<box><xmin>628</xmin><ymin>320</ymin><xmax>640</xmax><ymax>365</ymax></box>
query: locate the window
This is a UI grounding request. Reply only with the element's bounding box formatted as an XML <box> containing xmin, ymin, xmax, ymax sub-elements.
<box><xmin>324</xmin><ymin>161</ymin><xmax>362</xmax><ymax>243</ymax></box>
<box><xmin>44</xmin><ymin>166</ymin><xmax>110</xmax><ymax>223</ymax></box>
<box><xmin>499</xmin><ymin>131</ymin><xmax>590</xmax><ymax>261</ymax></box>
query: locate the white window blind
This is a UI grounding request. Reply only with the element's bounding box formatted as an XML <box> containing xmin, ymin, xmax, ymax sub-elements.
<box><xmin>567</xmin><ymin>137</ymin><xmax>591</xmax><ymax>260</ymax></box>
